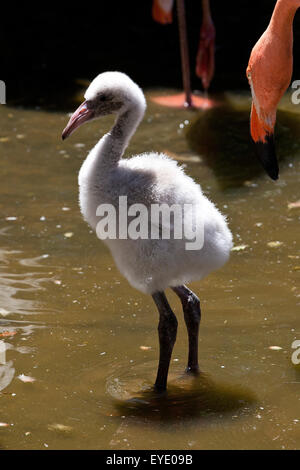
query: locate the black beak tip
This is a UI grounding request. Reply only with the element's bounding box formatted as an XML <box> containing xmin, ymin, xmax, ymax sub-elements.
<box><xmin>252</xmin><ymin>134</ymin><xmax>279</xmax><ymax>181</ymax></box>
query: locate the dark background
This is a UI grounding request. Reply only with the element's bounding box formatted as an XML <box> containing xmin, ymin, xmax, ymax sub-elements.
<box><xmin>2</xmin><ymin>0</ymin><xmax>300</xmax><ymax>108</ymax></box>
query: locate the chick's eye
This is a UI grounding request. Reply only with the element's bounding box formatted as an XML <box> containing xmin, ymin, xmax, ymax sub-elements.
<box><xmin>99</xmin><ymin>95</ymin><xmax>107</xmax><ymax>102</ymax></box>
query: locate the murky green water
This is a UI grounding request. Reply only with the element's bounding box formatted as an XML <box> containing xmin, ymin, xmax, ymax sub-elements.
<box><xmin>0</xmin><ymin>88</ymin><xmax>299</xmax><ymax>449</ymax></box>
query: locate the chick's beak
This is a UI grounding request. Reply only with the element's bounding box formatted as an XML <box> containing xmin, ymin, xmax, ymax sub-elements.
<box><xmin>62</xmin><ymin>101</ymin><xmax>94</xmax><ymax>140</ymax></box>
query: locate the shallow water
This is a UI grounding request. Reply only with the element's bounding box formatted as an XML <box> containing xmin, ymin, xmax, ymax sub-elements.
<box><xmin>0</xmin><ymin>89</ymin><xmax>299</xmax><ymax>450</ymax></box>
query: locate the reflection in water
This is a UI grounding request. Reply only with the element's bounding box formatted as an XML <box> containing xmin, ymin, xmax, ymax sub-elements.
<box><xmin>291</xmin><ymin>364</ymin><xmax>300</xmax><ymax>384</ymax></box>
<box><xmin>186</xmin><ymin>103</ymin><xmax>300</xmax><ymax>189</ymax></box>
<box><xmin>111</xmin><ymin>372</ymin><xmax>256</xmax><ymax>423</ymax></box>
<box><xmin>0</xmin><ymin>362</ymin><xmax>15</xmax><ymax>392</ymax></box>
<box><xmin>0</xmin><ymin>246</ymin><xmax>50</xmax><ymax>392</ymax></box>
<box><xmin>0</xmin><ymin>247</ymin><xmax>51</xmax><ymax>316</ymax></box>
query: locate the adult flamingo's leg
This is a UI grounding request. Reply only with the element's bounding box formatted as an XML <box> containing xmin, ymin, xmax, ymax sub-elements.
<box><xmin>176</xmin><ymin>0</ymin><xmax>192</xmax><ymax>107</ymax></box>
<box><xmin>151</xmin><ymin>0</ymin><xmax>218</xmax><ymax>109</ymax></box>
<box><xmin>152</xmin><ymin>291</ymin><xmax>178</xmax><ymax>392</ymax></box>
<box><xmin>195</xmin><ymin>0</ymin><xmax>215</xmax><ymax>91</ymax></box>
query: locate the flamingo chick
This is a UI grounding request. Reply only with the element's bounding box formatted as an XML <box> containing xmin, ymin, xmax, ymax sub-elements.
<box><xmin>246</xmin><ymin>0</ymin><xmax>300</xmax><ymax>180</ymax></box>
<box><xmin>62</xmin><ymin>72</ymin><xmax>233</xmax><ymax>392</ymax></box>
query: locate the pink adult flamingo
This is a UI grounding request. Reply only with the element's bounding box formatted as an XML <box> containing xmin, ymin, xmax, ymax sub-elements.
<box><xmin>246</xmin><ymin>0</ymin><xmax>300</xmax><ymax>180</ymax></box>
<box><xmin>151</xmin><ymin>0</ymin><xmax>216</xmax><ymax>108</ymax></box>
